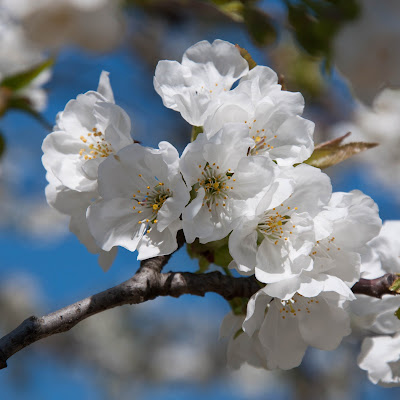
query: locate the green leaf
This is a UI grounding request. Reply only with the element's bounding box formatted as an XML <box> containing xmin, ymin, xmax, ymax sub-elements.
<box><xmin>197</xmin><ymin>257</ymin><xmax>211</xmax><ymax>274</ymax></box>
<box><xmin>6</xmin><ymin>97</ymin><xmax>52</xmax><ymax>131</ymax></box>
<box><xmin>389</xmin><ymin>277</ymin><xmax>400</xmax><ymax>294</ymax></box>
<box><xmin>214</xmin><ymin>243</ymin><xmax>233</xmax><ymax>268</ymax></box>
<box><xmin>285</xmin><ymin>0</ymin><xmax>360</xmax><ymax>59</ymax></box>
<box><xmin>210</xmin><ymin>0</ymin><xmax>244</xmax><ymax>22</ymax></box>
<box><xmin>229</xmin><ymin>297</ymin><xmax>249</xmax><ymax>316</ymax></box>
<box><xmin>236</xmin><ymin>45</ymin><xmax>257</xmax><ymax>70</ymax></box>
<box><xmin>304</xmin><ymin>132</ymin><xmax>378</xmax><ymax>169</ymax></box>
<box><xmin>186</xmin><ymin>236</ymin><xmax>233</xmax><ymax>272</ymax></box>
<box><xmin>191</xmin><ymin>125</ymin><xmax>203</xmax><ymax>142</ymax></box>
<box><xmin>243</xmin><ymin>5</ymin><xmax>277</xmax><ymax>47</ymax></box>
<box><xmin>1</xmin><ymin>58</ymin><xmax>54</xmax><ymax>91</ymax></box>
<box><xmin>395</xmin><ymin>307</ymin><xmax>400</xmax><ymax>321</ymax></box>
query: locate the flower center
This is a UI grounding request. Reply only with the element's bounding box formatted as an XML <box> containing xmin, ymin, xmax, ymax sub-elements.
<box><xmin>257</xmin><ymin>205</ymin><xmax>298</xmax><ymax>245</ymax></box>
<box><xmin>242</xmin><ymin>119</ymin><xmax>278</xmax><ymax>156</ymax></box>
<box><xmin>276</xmin><ymin>293</ymin><xmax>318</xmax><ymax>320</ymax></box>
<box><xmin>132</xmin><ymin>175</ymin><xmax>171</xmax><ymax>233</ymax></box>
<box><xmin>79</xmin><ymin>127</ymin><xmax>113</xmax><ymax>160</ymax></box>
<box><xmin>196</xmin><ymin>163</ymin><xmax>234</xmax><ymax>212</ymax></box>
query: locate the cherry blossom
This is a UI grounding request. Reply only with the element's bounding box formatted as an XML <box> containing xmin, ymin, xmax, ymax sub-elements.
<box><xmin>87</xmin><ymin>142</ymin><xmax>190</xmax><ymax>259</ymax></box>
<box><xmin>204</xmin><ymin>66</ymin><xmax>314</xmax><ymax>166</ymax></box>
<box><xmin>154</xmin><ymin>39</ymin><xmax>249</xmax><ymax>126</ymax></box>
<box><xmin>180</xmin><ymin>123</ymin><xmax>279</xmax><ymax>243</ymax></box>
<box><xmin>241</xmin><ymin>288</ymin><xmax>351</xmax><ymax>370</ymax></box>
<box><xmin>42</xmin><ymin>71</ymin><xmax>133</xmax><ymax>193</ymax></box>
<box><xmin>229</xmin><ymin>164</ymin><xmax>331</xmax><ymax>284</ymax></box>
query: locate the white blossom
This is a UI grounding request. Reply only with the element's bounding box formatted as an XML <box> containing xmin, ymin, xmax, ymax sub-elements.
<box><xmin>263</xmin><ymin>190</ymin><xmax>381</xmax><ymax>300</ymax></box>
<box><xmin>154</xmin><ymin>39</ymin><xmax>249</xmax><ymax>126</ymax></box>
<box><xmin>87</xmin><ymin>142</ymin><xmax>190</xmax><ymax>260</ymax></box>
<box><xmin>0</xmin><ymin>0</ymin><xmax>125</xmax><ymax>52</ymax></box>
<box><xmin>204</xmin><ymin>66</ymin><xmax>314</xmax><ymax>166</ymax></box>
<box><xmin>229</xmin><ymin>164</ymin><xmax>331</xmax><ymax>284</ymax></box>
<box><xmin>363</xmin><ymin>220</ymin><xmax>400</xmax><ymax>275</ymax></box>
<box><xmin>241</xmin><ymin>288</ymin><xmax>351</xmax><ymax>370</ymax></box>
<box><xmin>180</xmin><ymin>123</ymin><xmax>279</xmax><ymax>244</ymax></box>
<box><xmin>358</xmin><ymin>333</ymin><xmax>400</xmax><ymax>386</ymax></box>
<box><xmin>350</xmin><ymin>221</ymin><xmax>400</xmax><ymax>335</ymax></box>
<box><xmin>42</xmin><ymin>71</ymin><xmax>133</xmax><ymax>193</ymax></box>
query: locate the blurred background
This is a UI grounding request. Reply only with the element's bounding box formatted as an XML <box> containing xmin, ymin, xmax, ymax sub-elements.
<box><xmin>1</xmin><ymin>0</ymin><xmax>400</xmax><ymax>398</ymax></box>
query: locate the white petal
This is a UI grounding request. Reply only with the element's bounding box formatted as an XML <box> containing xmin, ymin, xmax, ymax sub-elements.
<box><xmin>299</xmin><ymin>295</ymin><xmax>351</xmax><ymax>350</ymax></box>
<box><xmin>87</xmin><ymin>197</ymin><xmax>146</xmax><ymax>252</ymax></box>
<box><xmin>97</xmin><ymin>70</ymin><xmax>115</xmax><ymax>103</ymax></box>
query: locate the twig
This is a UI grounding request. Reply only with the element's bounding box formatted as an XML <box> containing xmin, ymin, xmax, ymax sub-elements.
<box><xmin>351</xmin><ymin>273</ymin><xmax>399</xmax><ymax>298</ymax></box>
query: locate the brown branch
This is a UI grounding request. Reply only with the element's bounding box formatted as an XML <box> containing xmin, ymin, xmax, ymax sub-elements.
<box><xmin>0</xmin><ymin>234</ymin><xmax>398</xmax><ymax>370</ymax></box>
<box><xmin>351</xmin><ymin>273</ymin><xmax>400</xmax><ymax>298</ymax></box>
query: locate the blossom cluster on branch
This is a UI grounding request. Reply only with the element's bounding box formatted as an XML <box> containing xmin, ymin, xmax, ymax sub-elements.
<box><xmin>41</xmin><ymin>39</ymin><xmax>400</xmax><ymax>386</ymax></box>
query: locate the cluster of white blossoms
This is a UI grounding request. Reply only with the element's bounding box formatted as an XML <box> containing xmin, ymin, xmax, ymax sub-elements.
<box><xmin>42</xmin><ymin>39</ymin><xmax>400</xmax><ymax>384</ymax></box>
<box><xmin>0</xmin><ymin>0</ymin><xmax>124</xmax><ymax>52</ymax></box>
<box><xmin>352</xmin><ymin>221</ymin><xmax>400</xmax><ymax>386</ymax></box>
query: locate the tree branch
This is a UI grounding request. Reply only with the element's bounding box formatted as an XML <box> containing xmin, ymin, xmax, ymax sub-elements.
<box><xmin>0</xmin><ymin>234</ymin><xmax>398</xmax><ymax>370</ymax></box>
<box><xmin>351</xmin><ymin>273</ymin><xmax>400</xmax><ymax>298</ymax></box>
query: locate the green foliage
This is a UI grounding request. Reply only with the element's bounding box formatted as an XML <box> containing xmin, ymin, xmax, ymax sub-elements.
<box><xmin>187</xmin><ymin>236</ymin><xmax>233</xmax><ymax>273</ymax></box>
<box><xmin>209</xmin><ymin>0</ymin><xmax>245</xmax><ymax>22</ymax></box>
<box><xmin>389</xmin><ymin>277</ymin><xmax>400</xmax><ymax>295</ymax></box>
<box><xmin>242</xmin><ymin>4</ymin><xmax>277</xmax><ymax>46</ymax></box>
<box><xmin>395</xmin><ymin>307</ymin><xmax>400</xmax><ymax>321</ymax></box>
<box><xmin>285</xmin><ymin>0</ymin><xmax>360</xmax><ymax>61</ymax></box>
<box><xmin>5</xmin><ymin>97</ymin><xmax>52</xmax><ymax>130</ymax></box>
<box><xmin>304</xmin><ymin>132</ymin><xmax>378</xmax><ymax>169</ymax></box>
<box><xmin>0</xmin><ymin>58</ymin><xmax>53</xmax><ymax>129</ymax></box>
<box><xmin>0</xmin><ymin>58</ymin><xmax>54</xmax><ymax>91</ymax></box>
<box><xmin>230</xmin><ymin>297</ymin><xmax>248</xmax><ymax>316</ymax></box>
<box><xmin>191</xmin><ymin>125</ymin><xmax>204</xmax><ymax>142</ymax></box>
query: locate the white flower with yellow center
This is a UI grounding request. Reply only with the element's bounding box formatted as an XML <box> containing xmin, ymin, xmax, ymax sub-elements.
<box><xmin>203</xmin><ymin>66</ymin><xmax>314</xmax><ymax>166</ymax></box>
<box><xmin>42</xmin><ymin>70</ymin><xmax>133</xmax><ymax>193</ymax></box>
<box><xmin>242</xmin><ymin>288</ymin><xmax>351</xmax><ymax>370</ymax></box>
<box><xmin>229</xmin><ymin>164</ymin><xmax>332</xmax><ymax>283</ymax></box>
<box><xmin>87</xmin><ymin>142</ymin><xmax>190</xmax><ymax>260</ymax></box>
<box><xmin>264</xmin><ymin>190</ymin><xmax>382</xmax><ymax>300</ymax></box>
<box><xmin>154</xmin><ymin>39</ymin><xmax>249</xmax><ymax>126</ymax></box>
<box><xmin>180</xmin><ymin>123</ymin><xmax>279</xmax><ymax>244</ymax></box>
